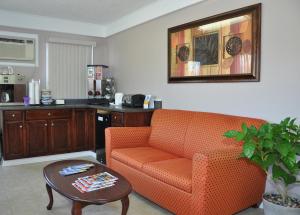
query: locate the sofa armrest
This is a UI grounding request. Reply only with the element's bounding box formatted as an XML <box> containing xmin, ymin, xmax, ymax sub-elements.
<box><xmin>191</xmin><ymin>147</ymin><xmax>266</xmax><ymax>215</ymax></box>
<box><xmin>105</xmin><ymin>127</ymin><xmax>151</xmax><ymax>166</ymax></box>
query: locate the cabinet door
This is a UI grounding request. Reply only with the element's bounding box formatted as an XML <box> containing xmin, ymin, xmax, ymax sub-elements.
<box><xmin>49</xmin><ymin>119</ymin><xmax>71</xmax><ymax>154</ymax></box>
<box><xmin>111</xmin><ymin>112</ymin><xmax>124</xmax><ymax>127</ymax></box>
<box><xmin>73</xmin><ymin>109</ymin><xmax>95</xmax><ymax>151</ymax></box>
<box><xmin>87</xmin><ymin>109</ymin><xmax>95</xmax><ymax>151</ymax></box>
<box><xmin>111</xmin><ymin>111</ymin><xmax>153</xmax><ymax>127</ymax></box>
<box><xmin>26</xmin><ymin>120</ymin><xmax>48</xmax><ymax>157</ymax></box>
<box><xmin>123</xmin><ymin>112</ymin><xmax>153</xmax><ymax>126</ymax></box>
<box><xmin>73</xmin><ymin>110</ymin><xmax>88</xmax><ymax>151</ymax></box>
<box><xmin>3</xmin><ymin>121</ymin><xmax>26</xmax><ymax>160</ymax></box>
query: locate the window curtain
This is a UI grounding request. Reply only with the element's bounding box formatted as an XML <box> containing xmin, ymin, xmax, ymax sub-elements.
<box><xmin>47</xmin><ymin>42</ymin><xmax>93</xmax><ymax>99</ymax></box>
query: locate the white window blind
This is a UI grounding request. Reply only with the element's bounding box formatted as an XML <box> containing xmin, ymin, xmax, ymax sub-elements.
<box><xmin>46</xmin><ymin>41</ymin><xmax>93</xmax><ymax>99</ymax></box>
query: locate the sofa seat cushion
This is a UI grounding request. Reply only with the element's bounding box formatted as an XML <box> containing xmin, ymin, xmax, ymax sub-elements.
<box><xmin>111</xmin><ymin>147</ymin><xmax>178</xmax><ymax>170</ymax></box>
<box><xmin>143</xmin><ymin>158</ymin><xmax>192</xmax><ymax>193</ymax></box>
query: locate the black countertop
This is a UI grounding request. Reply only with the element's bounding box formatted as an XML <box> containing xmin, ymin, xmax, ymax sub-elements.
<box><xmin>0</xmin><ymin>103</ymin><xmax>154</xmax><ymax>113</ymax></box>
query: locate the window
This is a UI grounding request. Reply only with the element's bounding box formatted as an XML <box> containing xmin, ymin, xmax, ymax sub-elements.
<box><xmin>46</xmin><ymin>39</ymin><xmax>95</xmax><ymax>99</ymax></box>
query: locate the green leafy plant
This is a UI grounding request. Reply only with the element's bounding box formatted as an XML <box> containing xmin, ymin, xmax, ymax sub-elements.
<box><xmin>224</xmin><ymin>117</ymin><xmax>300</xmax><ymax>204</ymax></box>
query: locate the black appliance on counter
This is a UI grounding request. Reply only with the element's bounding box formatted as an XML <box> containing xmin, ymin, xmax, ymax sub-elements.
<box><xmin>95</xmin><ymin>110</ymin><xmax>111</xmax><ymax>164</ymax></box>
<box><xmin>87</xmin><ymin>98</ymin><xmax>109</xmax><ymax>105</ymax></box>
<box><xmin>122</xmin><ymin>94</ymin><xmax>145</xmax><ymax>108</ymax></box>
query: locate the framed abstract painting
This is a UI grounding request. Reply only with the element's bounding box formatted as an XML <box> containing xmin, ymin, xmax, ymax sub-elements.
<box><xmin>168</xmin><ymin>4</ymin><xmax>261</xmax><ymax>83</ymax></box>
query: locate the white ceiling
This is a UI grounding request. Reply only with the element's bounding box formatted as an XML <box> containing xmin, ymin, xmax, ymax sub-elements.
<box><xmin>0</xmin><ymin>0</ymin><xmax>206</xmax><ymax>37</ymax></box>
<box><xmin>0</xmin><ymin>0</ymin><xmax>156</xmax><ymax>25</ymax></box>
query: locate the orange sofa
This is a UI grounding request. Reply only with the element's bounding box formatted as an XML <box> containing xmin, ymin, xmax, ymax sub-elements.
<box><xmin>105</xmin><ymin>109</ymin><xmax>266</xmax><ymax>215</ymax></box>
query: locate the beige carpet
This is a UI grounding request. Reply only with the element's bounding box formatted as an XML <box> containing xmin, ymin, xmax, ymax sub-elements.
<box><xmin>0</xmin><ymin>157</ymin><xmax>264</xmax><ymax>215</ymax></box>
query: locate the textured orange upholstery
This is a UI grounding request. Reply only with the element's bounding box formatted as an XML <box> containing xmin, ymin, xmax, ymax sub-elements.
<box><xmin>191</xmin><ymin>147</ymin><xmax>266</xmax><ymax>215</ymax></box>
<box><xmin>143</xmin><ymin>158</ymin><xmax>192</xmax><ymax>193</ymax></box>
<box><xmin>105</xmin><ymin>127</ymin><xmax>151</xmax><ymax>166</ymax></box>
<box><xmin>184</xmin><ymin>112</ymin><xmax>265</xmax><ymax>159</ymax></box>
<box><xmin>111</xmin><ymin>159</ymin><xmax>192</xmax><ymax>215</ymax></box>
<box><xmin>148</xmin><ymin>110</ymin><xmax>194</xmax><ymax>156</ymax></box>
<box><xmin>105</xmin><ymin>109</ymin><xmax>266</xmax><ymax>215</ymax></box>
<box><xmin>111</xmin><ymin>147</ymin><xmax>178</xmax><ymax>169</ymax></box>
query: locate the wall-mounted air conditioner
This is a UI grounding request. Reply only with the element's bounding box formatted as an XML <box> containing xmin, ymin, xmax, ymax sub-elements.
<box><xmin>0</xmin><ymin>31</ymin><xmax>38</xmax><ymax>67</ymax></box>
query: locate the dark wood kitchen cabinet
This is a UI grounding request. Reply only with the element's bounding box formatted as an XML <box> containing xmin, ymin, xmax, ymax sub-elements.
<box><xmin>2</xmin><ymin>109</ymin><xmax>73</xmax><ymax>160</ymax></box>
<box><xmin>3</xmin><ymin>111</ymin><xmax>26</xmax><ymax>160</ymax></box>
<box><xmin>25</xmin><ymin>120</ymin><xmax>48</xmax><ymax>156</ymax></box>
<box><xmin>73</xmin><ymin>110</ymin><xmax>86</xmax><ymax>151</ymax></box>
<box><xmin>72</xmin><ymin>109</ymin><xmax>95</xmax><ymax>152</ymax></box>
<box><xmin>3</xmin><ymin>120</ymin><xmax>26</xmax><ymax>160</ymax></box>
<box><xmin>49</xmin><ymin>119</ymin><xmax>71</xmax><ymax>154</ymax></box>
<box><xmin>111</xmin><ymin>111</ymin><xmax>152</xmax><ymax>127</ymax></box>
<box><xmin>86</xmin><ymin>109</ymin><xmax>96</xmax><ymax>150</ymax></box>
<box><xmin>1</xmin><ymin>107</ymin><xmax>152</xmax><ymax>160</ymax></box>
<box><xmin>25</xmin><ymin>109</ymin><xmax>72</xmax><ymax>155</ymax></box>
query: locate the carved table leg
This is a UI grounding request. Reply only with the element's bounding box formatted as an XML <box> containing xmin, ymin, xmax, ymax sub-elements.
<box><xmin>72</xmin><ymin>201</ymin><xmax>82</xmax><ymax>215</ymax></box>
<box><xmin>46</xmin><ymin>184</ymin><xmax>53</xmax><ymax>210</ymax></box>
<box><xmin>121</xmin><ymin>196</ymin><xmax>129</xmax><ymax>215</ymax></box>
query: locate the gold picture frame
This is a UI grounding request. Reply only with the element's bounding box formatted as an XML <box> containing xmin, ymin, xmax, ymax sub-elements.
<box><xmin>168</xmin><ymin>4</ymin><xmax>261</xmax><ymax>83</ymax></box>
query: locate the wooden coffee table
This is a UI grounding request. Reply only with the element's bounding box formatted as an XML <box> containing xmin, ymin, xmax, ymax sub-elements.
<box><xmin>43</xmin><ymin>160</ymin><xmax>132</xmax><ymax>215</ymax></box>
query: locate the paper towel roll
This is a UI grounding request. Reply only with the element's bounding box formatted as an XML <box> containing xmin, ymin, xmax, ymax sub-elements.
<box><xmin>34</xmin><ymin>80</ymin><xmax>40</xmax><ymax>104</ymax></box>
<box><xmin>28</xmin><ymin>81</ymin><xmax>35</xmax><ymax>104</ymax></box>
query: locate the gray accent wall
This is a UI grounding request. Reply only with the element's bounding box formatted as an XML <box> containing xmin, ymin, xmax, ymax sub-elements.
<box><xmin>108</xmin><ymin>0</ymin><xmax>300</xmax><ymax>122</ymax></box>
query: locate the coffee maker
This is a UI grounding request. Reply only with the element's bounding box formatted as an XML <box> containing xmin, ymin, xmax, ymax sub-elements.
<box><xmin>87</xmin><ymin>65</ymin><xmax>116</xmax><ymax>105</ymax></box>
<box><xmin>0</xmin><ymin>74</ymin><xmax>26</xmax><ymax>104</ymax></box>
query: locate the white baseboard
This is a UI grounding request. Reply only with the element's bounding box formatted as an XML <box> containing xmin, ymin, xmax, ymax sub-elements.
<box><xmin>1</xmin><ymin>151</ymin><xmax>97</xmax><ymax>167</ymax></box>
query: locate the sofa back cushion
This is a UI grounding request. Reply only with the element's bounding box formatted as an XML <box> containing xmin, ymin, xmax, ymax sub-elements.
<box><xmin>148</xmin><ymin>109</ymin><xmax>194</xmax><ymax>156</ymax></box>
<box><xmin>183</xmin><ymin>112</ymin><xmax>265</xmax><ymax>159</ymax></box>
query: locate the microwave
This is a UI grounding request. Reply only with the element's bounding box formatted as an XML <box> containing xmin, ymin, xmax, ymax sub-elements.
<box><xmin>122</xmin><ymin>94</ymin><xmax>145</xmax><ymax>108</ymax></box>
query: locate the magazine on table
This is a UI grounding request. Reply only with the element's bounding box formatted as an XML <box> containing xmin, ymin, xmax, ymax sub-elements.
<box><xmin>72</xmin><ymin>172</ymin><xmax>118</xmax><ymax>193</ymax></box>
<box><xmin>59</xmin><ymin>163</ymin><xmax>95</xmax><ymax>176</ymax></box>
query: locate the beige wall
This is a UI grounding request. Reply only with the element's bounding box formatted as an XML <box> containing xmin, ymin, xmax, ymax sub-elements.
<box><xmin>108</xmin><ymin>0</ymin><xmax>300</xmax><ymax>122</ymax></box>
<box><xmin>0</xmin><ymin>25</ymin><xmax>108</xmax><ymax>89</ymax></box>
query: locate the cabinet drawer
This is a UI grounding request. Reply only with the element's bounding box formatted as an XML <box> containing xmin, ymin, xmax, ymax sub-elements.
<box><xmin>26</xmin><ymin>109</ymin><xmax>72</xmax><ymax>120</ymax></box>
<box><xmin>111</xmin><ymin>112</ymin><xmax>124</xmax><ymax>126</ymax></box>
<box><xmin>4</xmin><ymin>111</ymin><xmax>23</xmax><ymax>121</ymax></box>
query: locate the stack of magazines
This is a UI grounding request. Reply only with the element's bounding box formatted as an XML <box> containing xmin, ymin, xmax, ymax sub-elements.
<box><xmin>72</xmin><ymin>172</ymin><xmax>118</xmax><ymax>193</ymax></box>
<box><xmin>59</xmin><ymin>163</ymin><xmax>95</xmax><ymax>176</ymax></box>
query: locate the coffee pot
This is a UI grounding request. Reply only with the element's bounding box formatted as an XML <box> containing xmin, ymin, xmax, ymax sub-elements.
<box><xmin>1</xmin><ymin>92</ymin><xmax>10</xmax><ymax>103</ymax></box>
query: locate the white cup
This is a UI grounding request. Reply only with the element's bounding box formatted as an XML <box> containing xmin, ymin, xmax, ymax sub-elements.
<box><xmin>114</xmin><ymin>93</ymin><xmax>124</xmax><ymax>105</ymax></box>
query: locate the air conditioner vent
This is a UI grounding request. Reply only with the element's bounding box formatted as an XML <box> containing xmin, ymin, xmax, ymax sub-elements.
<box><xmin>0</xmin><ymin>31</ymin><xmax>38</xmax><ymax>67</ymax></box>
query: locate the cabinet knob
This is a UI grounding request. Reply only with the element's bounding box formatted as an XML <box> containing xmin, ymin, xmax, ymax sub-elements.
<box><xmin>48</xmin><ymin>112</ymin><xmax>51</xmax><ymax>116</ymax></box>
<box><xmin>12</xmin><ymin>114</ymin><xmax>15</xmax><ymax>117</ymax></box>
<box><xmin>114</xmin><ymin>116</ymin><xmax>117</xmax><ymax>120</ymax></box>
<box><xmin>19</xmin><ymin>125</ymin><xmax>23</xmax><ymax>128</ymax></box>
<box><xmin>44</xmin><ymin>123</ymin><xmax>48</xmax><ymax>127</ymax></box>
<box><xmin>51</xmin><ymin>123</ymin><xmax>54</xmax><ymax>127</ymax></box>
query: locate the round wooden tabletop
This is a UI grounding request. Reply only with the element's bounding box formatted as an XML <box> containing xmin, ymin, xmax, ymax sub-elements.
<box><xmin>43</xmin><ymin>160</ymin><xmax>132</xmax><ymax>205</ymax></box>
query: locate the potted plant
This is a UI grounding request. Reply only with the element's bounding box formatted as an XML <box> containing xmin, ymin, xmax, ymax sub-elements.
<box><xmin>224</xmin><ymin>117</ymin><xmax>300</xmax><ymax>215</ymax></box>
